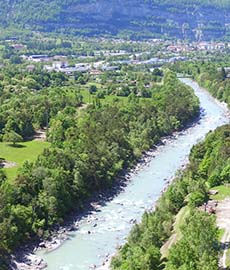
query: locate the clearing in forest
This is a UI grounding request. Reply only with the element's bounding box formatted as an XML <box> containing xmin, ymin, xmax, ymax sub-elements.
<box><xmin>0</xmin><ymin>140</ymin><xmax>50</xmax><ymax>181</ymax></box>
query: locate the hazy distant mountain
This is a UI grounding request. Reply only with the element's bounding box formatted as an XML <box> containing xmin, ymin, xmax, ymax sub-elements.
<box><xmin>1</xmin><ymin>0</ymin><xmax>230</xmax><ymax>40</ymax></box>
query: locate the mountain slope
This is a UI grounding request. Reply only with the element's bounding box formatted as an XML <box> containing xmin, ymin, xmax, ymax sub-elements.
<box><xmin>1</xmin><ymin>0</ymin><xmax>230</xmax><ymax>40</ymax></box>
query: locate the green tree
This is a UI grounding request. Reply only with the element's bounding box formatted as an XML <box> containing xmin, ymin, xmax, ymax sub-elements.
<box><xmin>166</xmin><ymin>210</ymin><xmax>218</xmax><ymax>270</ymax></box>
<box><xmin>3</xmin><ymin>131</ymin><xmax>23</xmax><ymax>145</ymax></box>
<box><xmin>89</xmin><ymin>84</ymin><xmax>97</xmax><ymax>94</ymax></box>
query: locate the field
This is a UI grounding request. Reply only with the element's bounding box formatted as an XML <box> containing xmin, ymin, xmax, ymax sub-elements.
<box><xmin>210</xmin><ymin>185</ymin><xmax>230</xmax><ymax>201</ymax></box>
<box><xmin>0</xmin><ymin>140</ymin><xmax>50</xmax><ymax>181</ymax></box>
<box><xmin>79</xmin><ymin>88</ymin><xmax>130</xmax><ymax>105</ymax></box>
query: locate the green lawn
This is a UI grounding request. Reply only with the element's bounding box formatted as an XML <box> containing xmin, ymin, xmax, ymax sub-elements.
<box><xmin>0</xmin><ymin>140</ymin><xmax>50</xmax><ymax>181</ymax></box>
<box><xmin>79</xmin><ymin>88</ymin><xmax>151</xmax><ymax>106</ymax></box>
<box><xmin>79</xmin><ymin>88</ymin><xmax>130</xmax><ymax>105</ymax></box>
<box><xmin>218</xmin><ymin>228</ymin><xmax>225</xmax><ymax>241</ymax></box>
<box><xmin>210</xmin><ymin>185</ymin><xmax>230</xmax><ymax>201</ymax></box>
<box><xmin>86</xmin><ymin>82</ymin><xmax>103</xmax><ymax>88</ymax></box>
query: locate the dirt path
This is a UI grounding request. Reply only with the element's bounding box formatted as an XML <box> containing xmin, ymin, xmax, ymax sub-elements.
<box><xmin>79</xmin><ymin>103</ymin><xmax>89</xmax><ymax>111</ymax></box>
<box><xmin>33</xmin><ymin>129</ymin><xmax>47</xmax><ymax>141</ymax></box>
<box><xmin>0</xmin><ymin>160</ymin><xmax>17</xmax><ymax>168</ymax></box>
<box><xmin>216</xmin><ymin>198</ymin><xmax>230</xmax><ymax>269</ymax></box>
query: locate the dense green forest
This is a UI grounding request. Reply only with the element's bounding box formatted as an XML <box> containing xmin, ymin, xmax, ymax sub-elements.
<box><xmin>171</xmin><ymin>60</ymin><xmax>230</xmax><ymax>105</ymax></box>
<box><xmin>1</xmin><ymin>0</ymin><xmax>230</xmax><ymax>40</ymax></box>
<box><xmin>0</xmin><ymin>68</ymin><xmax>199</xmax><ymax>268</ymax></box>
<box><xmin>112</xmin><ymin>124</ymin><xmax>230</xmax><ymax>270</ymax></box>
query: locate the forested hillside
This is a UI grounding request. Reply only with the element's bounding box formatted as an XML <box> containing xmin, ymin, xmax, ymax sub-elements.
<box><xmin>112</xmin><ymin>124</ymin><xmax>230</xmax><ymax>270</ymax></box>
<box><xmin>1</xmin><ymin>0</ymin><xmax>230</xmax><ymax>40</ymax></box>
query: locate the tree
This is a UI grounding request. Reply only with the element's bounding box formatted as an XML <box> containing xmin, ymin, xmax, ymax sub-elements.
<box><xmin>218</xmin><ymin>67</ymin><xmax>226</xmax><ymax>81</ymax></box>
<box><xmin>0</xmin><ymin>170</ymin><xmax>6</xmax><ymax>185</ymax></box>
<box><xmin>89</xmin><ymin>84</ymin><xmax>97</xmax><ymax>94</ymax></box>
<box><xmin>3</xmin><ymin>131</ymin><xmax>23</xmax><ymax>145</ymax></box>
<box><xmin>10</xmin><ymin>55</ymin><xmax>22</xmax><ymax>64</ymax></box>
<box><xmin>166</xmin><ymin>210</ymin><xmax>218</xmax><ymax>270</ymax></box>
<box><xmin>24</xmin><ymin>77</ymin><xmax>40</xmax><ymax>90</ymax></box>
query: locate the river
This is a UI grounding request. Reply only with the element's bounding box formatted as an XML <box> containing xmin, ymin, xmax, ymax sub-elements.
<box><xmin>36</xmin><ymin>79</ymin><xmax>230</xmax><ymax>270</ymax></box>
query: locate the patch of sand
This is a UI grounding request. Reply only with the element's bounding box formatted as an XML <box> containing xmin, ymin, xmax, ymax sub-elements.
<box><xmin>33</xmin><ymin>129</ymin><xmax>47</xmax><ymax>141</ymax></box>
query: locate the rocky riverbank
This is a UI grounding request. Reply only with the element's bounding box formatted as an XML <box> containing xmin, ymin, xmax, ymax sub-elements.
<box><xmin>10</xmin><ymin>134</ymin><xmax>180</xmax><ymax>269</ymax></box>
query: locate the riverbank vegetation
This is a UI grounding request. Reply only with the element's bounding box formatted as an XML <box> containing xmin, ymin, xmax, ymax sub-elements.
<box><xmin>112</xmin><ymin>124</ymin><xmax>230</xmax><ymax>270</ymax></box>
<box><xmin>0</xmin><ymin>68</ymin><xmax>199</xmax><ymax>268</ymax></box>
<box><xmin>171</xmin><ymin>60</ymin><xmax>230</xmax><ymax>106</ymax></box>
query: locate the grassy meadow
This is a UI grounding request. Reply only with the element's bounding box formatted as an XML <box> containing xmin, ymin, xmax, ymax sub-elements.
<box><xmin>0</xmin><ymin>140</ymin><xmax>50</xmax><ymax>181</ymax></box>
<box><xmin>210</xmin><ymin>185</ymin><xmax>230</xmax><ymax>201</ymax></box>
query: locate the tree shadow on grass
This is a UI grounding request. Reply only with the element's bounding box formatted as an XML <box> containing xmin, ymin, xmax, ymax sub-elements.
<box><xmin>7</xmin><ymin>143</ymin><xmax>26</xmax><ymax>148</ymax></box>
<box><xmin>0</xmin><ymin>158</ymin><xmax>6</xmax><ymax>168</ymax></box>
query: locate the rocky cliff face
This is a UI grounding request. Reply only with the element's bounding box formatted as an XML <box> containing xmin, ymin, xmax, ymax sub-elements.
<box><xmin>2</xmin><ymin>0</ymin><xmax>230</xmax><ymax>40</ymax></box>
